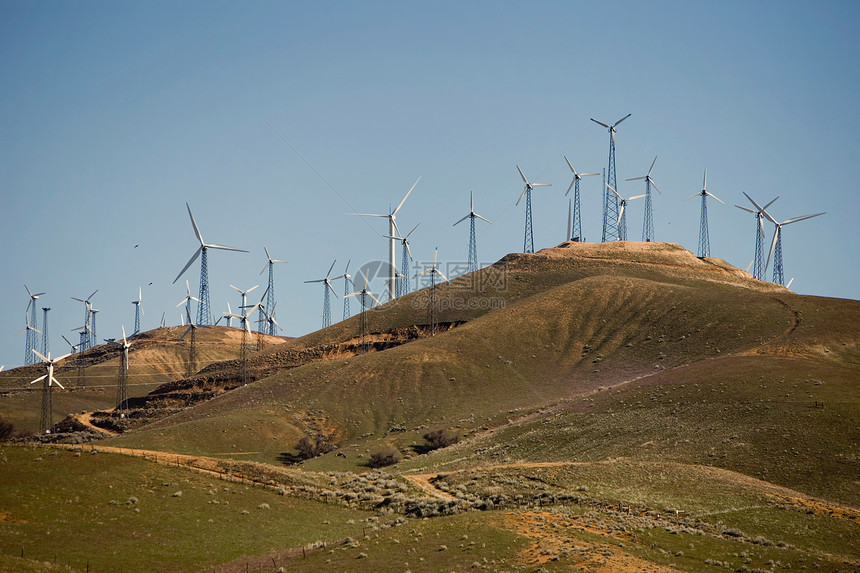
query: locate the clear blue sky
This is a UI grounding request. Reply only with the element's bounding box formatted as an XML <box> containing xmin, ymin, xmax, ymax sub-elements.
<box><xmin>2</xmin><ymin>0</ymin><xmax>858</xmax><ymax>369</ymax></box>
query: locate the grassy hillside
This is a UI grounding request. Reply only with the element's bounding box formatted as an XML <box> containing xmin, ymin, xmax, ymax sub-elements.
<box><xmin>3</xmin><ymin>241</ymin><xmax>857</xmax><ymax>571</ymax></box>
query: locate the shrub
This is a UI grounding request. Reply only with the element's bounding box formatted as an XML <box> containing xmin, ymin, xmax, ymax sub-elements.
<box><xmin>0</xmin><ymin>418</ymin><xmax>13</xmax><ymax>440</ymax></box>
<box><xmin>423</xmin><ymin>428</ymin><xmax>459</xmax><ymax>450</ymax></box>
<box><xmin>295</xmin><ymin>433</ymin><xmax>336</xmax><ymax>460</ymax></box>
<box><xmin>368</xmin><ymin>449</ymin><xmax>400</xmax><ymax>468</ymax></box>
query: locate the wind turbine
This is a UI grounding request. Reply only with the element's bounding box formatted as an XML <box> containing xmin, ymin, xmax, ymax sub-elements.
<box><xmin>350</xmin><ymin>177</ymin><xmax>420</xmax><ymax>301</ymax></box>
<box><xmin>340</xmin><ymin>260</ymin><xmax>354</xmax><ymax>321</ymax></box>
<box><xmin>113</xmin><ymin>326</ymin><xmax>132</xmax><ymax>415</ymax></box>
<box><xmin>215</xmin><ymin>302</ymin><xmax>234</xmax><ymax>327</ymax></box>
<box><xmin>71</xmin><ymin>289</ymin><xmax>97</xmax><ymax>351</ymax></box>
<box><xmin>260</xmin><ymin>246</ymin><xmax>287</xmax><ymax>335</ymax></box>
<box><xmin>386</xmin><ymin>223</ymin><xmax>420</xmax><ymax>296</ymax></box>
<box><xmin>24</xmin><ymin>286</ymin><xmax>45</xmax><ymax>365</ymax></box>
<box><xmin>606</xmin><ymin>183</ymin><xmax>646</xmax><ymax>241</ymax></box>
<box><xmin>131</xmin><ymin>287</ymin><xmax>143</xmax><ymax>335</ymax></box>
<box><xmin>30</xmin><ymin>349</ymin><xmax>71</xmax><ymax>434</ymax></box>
<box><xmin>415</xmin><ymin>247</ymin><xmax>449</xmax><ymax>336</ymax></box>
<box><xmin>346</xmin><ymin>270</ymin><xmax>381</xmax><ymax>353</ymax></box>
<box><xmin>763</xmin><ymin>209</ymin><xmax>825</xmax><ymax>286</ymax></box>
<box><xmin>179</xmin><ymin>306</ymin><xmax>208</xmax><ymax>378</ymax></box>
<box><xmin>18</xmin><ymin>313</ymin><xmax>41</xmax><ymax>366</ymax></box>
<box><xmin>262</xmin><ymin>302</ymin><xmax>281</xmax><ymax>337</ymax></box>
<box><xmin>173</xmin><ymin>203</ymin><xmax>248</xmax><ymax>325</ymax></box>
<box><xmin>304</xmin><ymin>260</ymin><xmax>340</xmax><ymax>329</ymax></box>
<box><xmin>563</xmin><ymin>157</ymin><xmax>598</xmax><ymax>242</ymax></box>
<box><xmin>684</xmin><ymin>170</ymin><xmax>724</xmax><ymax>258</ymax></box>
<box><xmin>176</xmin><ymin>280</ymin><xmax>200</xmax><ymax>321</ymax></box>
<box><xmin>626</xmin><ymin>155</ymin><xmax>662</xmax><ymax>242</ymax></box>
<box><xmin>735</xmin><ymin>192</ymin><xmax>779</xmax><ymax>280</ymax></box>
<box><xmin>454</xmin><ymin>192</ymin><xmax>491</xmax><ymax>273</ymax></box>
<box><xmin>516</xmin><ymin>165</ymin><xmax>551</xmax><ymax>254</ymax></box>
<box><xmin>591</xmin><ymin>114</ymin><xmax>631</xmax><ymax>242</ymax></box>
<box><xmin>229</xmin><ymin>284</ymin><xmax>259</xmax><ymax>325</ymax></box>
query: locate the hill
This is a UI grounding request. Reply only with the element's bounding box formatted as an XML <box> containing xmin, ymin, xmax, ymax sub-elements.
<box><xmin>2</xmin><ymin>241</ymin><xmax>857</xmax><ymax>572</ymax></box>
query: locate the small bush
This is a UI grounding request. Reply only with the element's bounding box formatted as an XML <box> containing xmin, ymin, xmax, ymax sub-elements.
<box><xmin>295</xmin><ymin>433</ymin><xmax>337</xmax><ymax>460</ymax></box>
<box><xmin>423</xmin><ymin>428</ymin><xmax>459</xmax><ymax>450</ymax></box>
<box><xmin>367</xmin><ymin>449</ymin><xmax>399</xmax><ymax>468</ymax></box>
<box><xmin>0</xmin><ymin>418</ymin><xmax>13</xmax><ymax>441</ymax></box>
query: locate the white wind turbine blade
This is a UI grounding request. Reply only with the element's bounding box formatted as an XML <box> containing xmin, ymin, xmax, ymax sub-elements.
<box><xmin>435</xmin><ymin>269</ymin><xmax>449</xmax><ymax>283</ymax></box>
<box><xmin>565</xmin><ymin>178</ymin><xmax>576</xmax><ymax>196</ymax></box>
<box><xmin>516</xmin><ymin>165</ymin><xmax>528</xmax><ymax>184</ymax></box>
<box><xmin>432</xmin><ymin>246</ymin><xmax>439</xmax><ymax>267</ymax></box>
<box><xmin>52</xmin><ymin>352</ymin><xmax>71</xmax><ymax>363</ymax></box>
<box><xmin>705</xmin><ymin>191</ymin><xmax>725</xmax><ymax>205</ymax></box>
<box><xmin>702</xmin><ymin>169</ymin><xmax>708</xmax><ymax>191</ymax></box>
<box><xmin>122</xmin><ymin>325</ymin><xmax>128</xmax><ymax>346</ymax></box>
<box><xmin>762</xmin><ymin>197</ymin><xmax>779</xmax><ymax>211</ymax></box>
<box><xmin>516</xmin><ymin>186</ymin><xmax>529</xmax><ymax>206</ymax></box>
<box><xmin>626</xmin><ymin>176</ymin><xmax>646</xmax><ymax>181</ymax></box>
<box><xmin>742</xmin><ymin>191</ymin><xmax>766</xmax><ymax>213</ymax></box>
<box><xmin>590</xmin><ymin>118</ymin><xmax>610</xmax><ymax>129</ymax></box>
<box><xmin>613</xmin><ymin>113</ymin><xmax>632</xmax><ymax>127</ymax></box>
<box><xmin>474</xmin><ymin>213</ymin><xmax>491</xmax><ymax>224</ymax></box>
<box><xmin>649</xmin><ymin>178</ymin><xmax>662</xmax><ymax>194</ymax></box>
<box><xmin>173</xmin><ymin>246</ymin><xmax>202</xmax><ymax>284</ymax></box>
<box><xmin>745</xmin><ymin>260</ymin><xmax>754</xmax><ymax>272</ymax></box>
<box><xmin>32</xmin><ymin>349</ymin><xmax>49</xmax><ymax>362</ymax></box>
<box><xmin>325</xmin><ymin>259</ymin><xmax>337</xmax><ymax>279</ymax></box>
<box><xmin>531</xmin><ymin>183</ymin><xmax>551</xmax><ymax>187</ymax></box>
<box><xmin>326</xmin><ymin>280</ymin><xmax>338</xmax><ymax>297</ymax></box>
<box><xmin>782</xmin><ymin>212</ymin><xmax>825</xmax><ymax>226</ymax></box>
<box><xmin>617</xmin><ymin>203</ymin><xmax>625</xmax><ymax>225</ymax></box>
<box><xmin>404</xmin><ymin>223</ymin><xmax>420</xmax><ymax>240</ymax></box>
<box><xmin>735</xmin><ymin>205</ymin><xmax>756</xmax><ymax>214</ymax></box>
<box><xmin>628</xmin><ymin>194</ymin><xmax>647</xmax><ymax>201</ymax></box>
<box><xmin>349</xmin><ymin>212</ymin><xmax>389</xmax><ymax>218</ymax></box>
<box><xmin>786</xmin><ymin>277</ymin><xmax>795</xmax><ymax>289</ymax></box>
<box><xmin>564</xmin><ymin>155</ymin><xmax>577</xmax><ymax>175</ymax></box>
<box><xmin>393</xmin><ymin>176</ymin><xmax>420</xmax><ymax>215</ymax></box>
<box><xmin>30</xmin><ymin>374</ymin><xmax>48</xmax><ymax>385</ymax></box>
<box><xmin>366</xmin><ymin>291</ymin><xmax>381</xmax><ymax>306</ymax></box>
<box><xmin>765</xmin><ymin>226</ymin><xmax>781</xmax><ymax>272</ymax></box>
<box><xmin>206</xmin><ymin>243</ymin><xmax>249</xmax><ymax>253</ymax></box>
<box><xmin>567</xmin><ymin>200</ymin><xmax>571</xmax><ymax>240</ymax></box>
<box><xmin>51</xmin><ymin>377</ymin><xmax>66</xmax><ymax>390</ymax></box>
<box><xmin>453</xmin><ymin>213</ymin><xmax>470</xmax><ymax>226</ymax></box>
<box><xmin>684</xmin><ymin>192</ymin><xmax>702</xmax><ymax>201</ymax></box>
<box><xmin>648</xmin><ymin>155</ymin><xmax>657</xmax><ymax>176</ymax></box>
<box><xmin>470</xmin><ymin>190</ymin><xmax>474</xmax><ymax>213</ymax></box>
<box><xmin>246</xmin><ymin>284</ymin><xmax>259</xmax><ymax>294</ymax></box>
<box><xmin>606</xmin><ymin>182</ymin><xmax>622</xmax><ymax>200</ymax></box>
<box><xmin>186</xmin><ymin>203</ymin><xmax>204</xmax><ymax>245</ymax></box>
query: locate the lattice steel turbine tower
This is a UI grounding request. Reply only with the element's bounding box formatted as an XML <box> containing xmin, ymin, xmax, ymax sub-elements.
<box><xmin>24</xmin><ymin>286</ymin><xmax>45</xmax><ymax>365</ymax></box>
<box><xmin>735</xmin><ymin>192</ymin><xmax>779</xmax><ymax>280</ymax></box>
<box><xmin>259</xmin><ymin>246</ymin><xmax>287</xmax><ymax>335</ymax></box>
<box><xmin>41</xmin><ymin>307</ymin><xmax>50</xmax><ymax>357</ymax></box>
<box><xmin>591</xmin><ymin>114</ymin><xmax>631</xmax><ymax>242</ymax></box>
<box><xmin>563</xmin><ymin>157</ymin><xmax>598</xmax><ymax>242</ymax></box>
<box><xmin>516</xmin><ymin>165</ymin><xmax>551</xmax><ymax>254</ymax></box>
<box><xmin>685</xmin><ymin>170</ymin><xmax>724</xmax><ymax>258</ymax></box>
<box><xmin>341</xmin><ymin>260</ymin><xmax>354</xmax><ymax>321</ymax></box>
<box><xmin>132</xmin><ymin>287</ymin><xmax>142</xmax><ymax>335</ymax></box>
<box><xmin>626</xmin><ymin>156</ymin><xmax>662</xmax><ymax>242</ymax></box>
